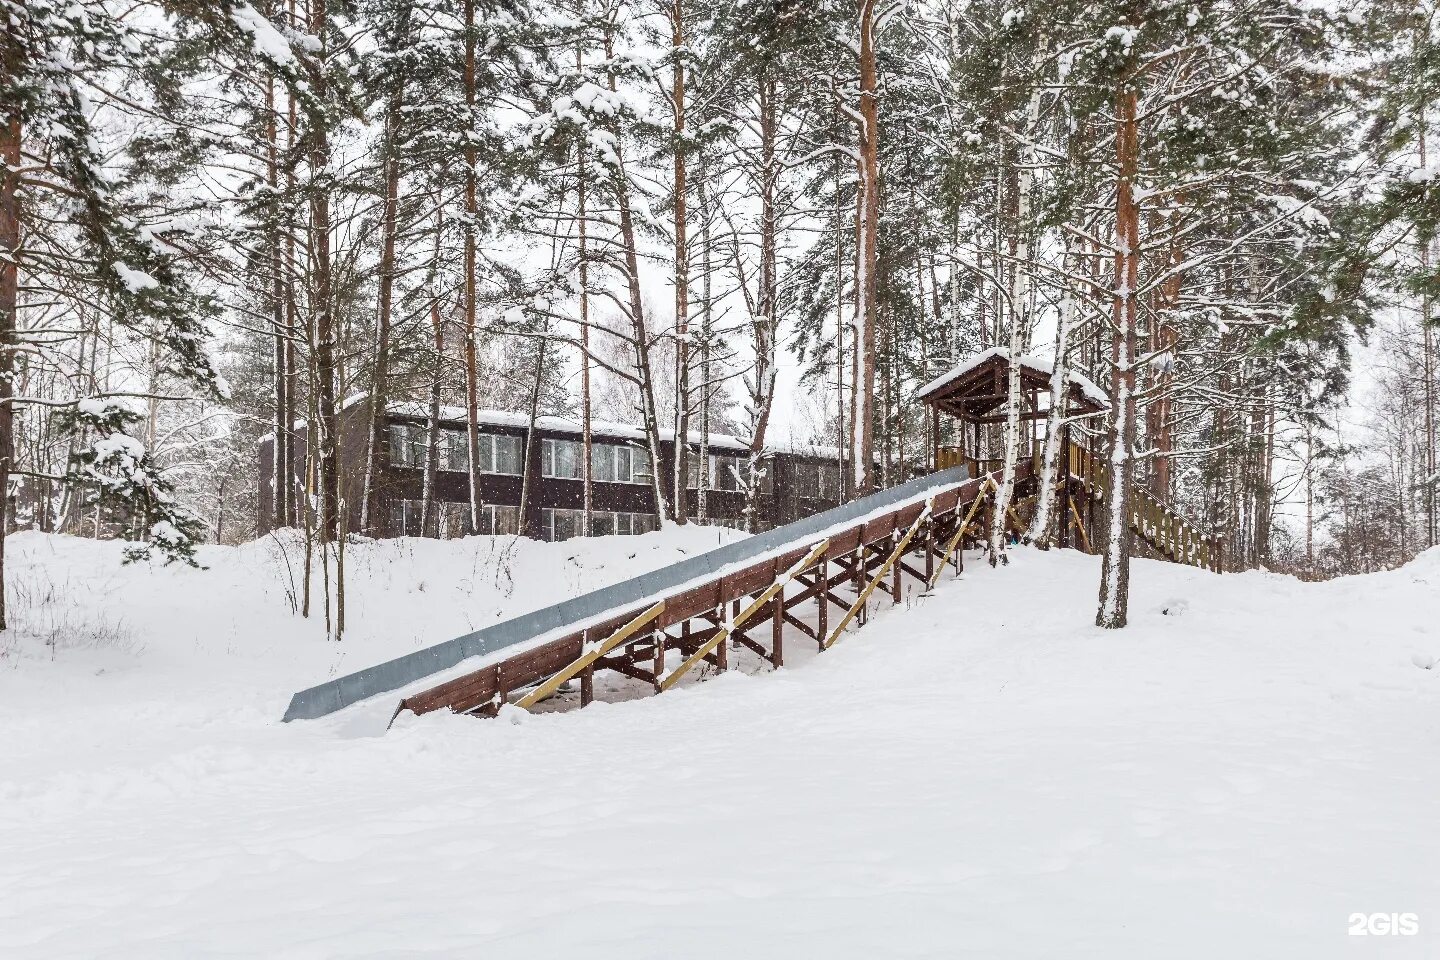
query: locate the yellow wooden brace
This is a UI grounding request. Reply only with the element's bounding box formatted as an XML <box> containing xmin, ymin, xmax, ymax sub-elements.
<box><xmin>659</xmin><ymin>539</ymin><xmax>831</xmax><ymax>692</ymax></box>
<box><xmin>824</xmin><ymin>504</ymin><xmax>932</xmax><ymax>650</ymax></box>
<box><xmin>1069</xmin><ymin>500</ymin><xmax>1093</xmax><ymax>553</ymax></box>
<box><xmin>514</xmin><ymin>600</ymin><xmax>666</xmax><ymax>709</ymax></box>
<box><xmin>925</xmin><ymin>479</ymin><xmax>994</xmax><ymax>591</ymax></box>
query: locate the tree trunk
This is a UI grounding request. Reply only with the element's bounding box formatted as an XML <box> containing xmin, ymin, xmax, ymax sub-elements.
<box><xmin>989</xmin><ymin>86</ymin><xmax>1042</xmax><ymax>564</ymax></box>
<box><xmin>606</xmin><ymin>31</ymin><xmax>671</xmax><ymax>523</ymax></box>
<box><xmin>266</xmin><ymin>73</ymin><xmax>291</xmax><ymax>530</ymax></box>
<box><xmin>1028</xmin><ymin>246</ymin><xmax>1075</xmax><ymax>548</ymax></box>
<box><xmin>833</xmin><ymin>126</ymin><xmax>849</xmax><ymax>501</ymax></box>
<box><xmin>462</xmin><ymin>0</ymin><xmax>486</xmax><ymax>534</ymax></box>
<box><xmin>576</xmin><ymin>74</ymin><xmax>594</xmax><ymax>537</ymax></box>
<box><xmin>1149</xmin><ymin>215</ymin><xmax>1182</xmax><ymax>501</ymax></box>
<box><xmin>308</xmin><ymin>0</ymin><xmax>340</xmax><ymax>541</ymax></box>
<box><xmin>1096</xmin><ymin>85</ymin><xmax>1140</xmax><ymax>630</ymax></box>
<box><xmin>747</xmin><ymin>77</ymin><xmax>779</xmax><ymax>531</ymax></box>
<box><xmin>0</xmin><ymin>95</ymin><xmax>19</xmax><ymax>630</ymax></box>
<box><xmin>669</xmin><ymin>0</ymin><xmax>690</xmax><ymax>526</ymax></box>
<box><xmin>853</xmin><ymin>0</ymin><xmax>880</xmax><ymax>495</ymax></box>
<box><xmin>362</xmin><ymin>15</ymin><xmax>409</xmax><ymax>535</ymax></box>
<box><xmin>421</xmin><ymin>299</ymin><xmax>443</xmax><ymax>537</ymax></box>
<box><xmin>518</xmin><ymin>336</ymin><xmax>548</xmax><ymax>528</ymax></box>
<box><xmin>697</xmin><ymin>161</ymin><xmax>714</xmax><ymax>522</ymax></box>
<box><xmin>283</xmin><ymin>70</ymin><xmax>301</xmax><ymax>531</ymax></box>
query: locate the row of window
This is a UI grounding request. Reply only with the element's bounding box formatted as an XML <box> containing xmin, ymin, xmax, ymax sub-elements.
<box><xmin>542</xmin><ymin>507</ymin><xmax>659</xmax><ymax>542</ymax></box>
<box><xmin>686</xmin><ymin>453</ymin><xmax>775</xmax><ymax>494</ymax></box>
<box><xmin>389</xmin><ymin>423</ymin><xmax>839</xmax><ymax>500</ymax></box>
<box><xmin>391</xmin><ymin>499</ymin><xmax>521</xmax><ymax>538</ymax></box>
<box><xmin>794</xmin><ymin>461</ymin><xmax>844</xmax><ymax>501</ymax></box>
<box><xmin>393</xmin><ymin>500</ymin><xmax>768</xmax><ymax>541</ymax></box>
<box><xmin>390</xmin><ymin>425</ymin><xmax>524</xmax><ymax>476</ymax></box>
<box><xmin>540</xmin><ymin>438</ymin><xmax>653</xmax><ymax>484</ymax></box>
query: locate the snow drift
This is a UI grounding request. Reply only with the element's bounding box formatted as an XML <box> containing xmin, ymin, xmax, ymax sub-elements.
<box><xmin>0</xmin><ymin>532</ymin><xmax>1436</xmax><ymax>958</ymax></box>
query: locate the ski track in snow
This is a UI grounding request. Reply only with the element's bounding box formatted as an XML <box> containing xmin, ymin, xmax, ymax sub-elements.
<box><xmin>0</xmin><ymin>530</ymin><xmax>1437</xmax><ymax>958</ymax></box>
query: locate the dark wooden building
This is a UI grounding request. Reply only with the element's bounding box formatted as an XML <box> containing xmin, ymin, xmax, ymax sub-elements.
<box><xmin>258</xmin><ymin>400</ymin><xmax>848</xmax><ymax>541</ymax></box>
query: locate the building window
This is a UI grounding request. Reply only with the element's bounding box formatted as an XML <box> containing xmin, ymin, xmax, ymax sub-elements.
<box><xmin>687</xmin><ymin>453</ymin><xmax>772</xmax><ymax>494</ymax></box>
<box><xmin>479</xmin><ymin>503</ymin><xmax>521</xmax><ymax>535</ymax></box>
<box><xmin>389</xmin><ymin>423</ymin><xmax>426</xmax><ymax>468</ymax></box>
<box><xmin>391</xmin><ymin>498</ymin><xmax>419</xmax><ymax>535</ymax></box>
<box><xmin>392</xmin><ymin>499</ymin><xmax>520</xmax><ymax>538</ymax></box>
<box><xmin>543</xmin><ymin>439</ymin><xmax>653</xmax><ymax>484</ymax></box>
<box><xmin>542</xmin><ymin>507</ymin><xmax>657</xmax><ymax>542</ymax></box>
<box><xmin>819</xmin><ymin>462</ymin><xmax>841</xmax><ymax>499</ymax></box>
<box><xmin>440</xmin><ymin>429</ymin><xmax>523</xmax><ymax>475</ymax></box>
<box><xmin>392</xmin><ymin>424</ymin><xmax>522</xmax><ymax>476</ymax></box>
<box><xmin>541</xmin><ymin>438</ymin><xmax>582</xmax><ymax>479</ymax></box>
<box><xmin>794</xmin><ymin>461</ymin><xmax>842</xmax><ymax>501</ymax></box>
<box><xmin>441</xmin><ymin>430</ymin><xmax>467</xmax><ymax>472</ymax></box>
<box><xmin>391</xmin><ymin>503</ymin><xmax>521</xmax><ymax>541</ymax></box>
<box><xmin>591</xmin><ymin>442</ymin><xmax>653</xmax><ymax>485</ymax></box>
<box><xmin>476</xmin><ymin>432</ymin><xmax>524</xmax><ymax>475</ymax></box>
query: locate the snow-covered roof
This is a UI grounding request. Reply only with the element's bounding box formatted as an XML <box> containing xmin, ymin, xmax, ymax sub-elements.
<box><xmin>390</xmin><ymin>402</ymin><xmax>752</xmax><ymax>453</ymax></box>
<box><xmin>260</xmin><ymin>395</ymin><xmax>841</xmax><ymax>459</ymax></box>
<box><xmin>916</xmin><ymin>347</ymin><xmax>1109</xmax><ymax>410</ymax></box>
<box><xmin>413</xmin><ymin>405</ymin><xmax>843</xmax><ymax>460</ymax></box>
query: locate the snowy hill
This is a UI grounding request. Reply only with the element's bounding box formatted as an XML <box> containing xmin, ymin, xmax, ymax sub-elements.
<box><xmin>1</xmin><ymin>532</ymin><xmax>1437</xmax><ymax>957</ymax></box>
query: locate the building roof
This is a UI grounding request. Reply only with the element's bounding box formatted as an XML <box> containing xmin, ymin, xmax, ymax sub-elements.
<box><xmin>916</xmin><ymin>348</ymin><xmax>1109</xmax><ymax>418</ymax></box>
<box><xmin>257</xmin><ymin>396</ymin><xmax>842</xmax><ymax>461</ymax></box>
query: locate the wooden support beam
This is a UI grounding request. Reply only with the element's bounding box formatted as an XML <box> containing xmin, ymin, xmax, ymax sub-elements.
<box><xmin>824</xmin><ymin>505</ymin><xmax>932</xmax><ymax>650</ymax></box>
<box><xmin>815</xmin><ymin>560</ymin><xmax>829</xmax><ymax>651</ymax></box>
<box><xmin>514</xmin><ymin>601</ymin><xmax>666</xmax><ymax>709</ymax></box>
<box><xmin>659</xmin><ymin>540</ymin><xmax>830</xmax><ymax>692</ymax></box>
<box><xmin>788</xmin><ymin>575</ymin><xmax>851</xmax><ymax>613</ymax></box>
<box><xmin>772</xmin><ymin>584</ymin><xmax>784</xmax><ymax>668</ymax></box>
<box><xmin>731</xmin><ymin>631</ymin><xmax>770</xmax><ymax>660</ymax></box>
<box><xmin>926</xmin><ymin>480</ymin><xmax>993</xmax><ymax>591</ymax></box>
<box><xmin>781</xmin><ymin>609</ymin><xmax>818</xmax><ymax>641</ymax></box>
<box><xmin>595</xmin><ymin>658</ymin><xmax>657</xmax><ymax>684</ymax></box>
<box><xmin>896</xmin><ymin>558</ymin><xmax>928</xmax><ymax>585</ymax></box>
<box><xmin>891</xmin><ymin>530</ymin><xmax>905</xmax><ymax>601</ymax></box>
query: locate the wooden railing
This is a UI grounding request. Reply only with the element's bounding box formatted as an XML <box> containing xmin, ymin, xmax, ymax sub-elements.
<box><xmin>937</xmin><ymin>447</ymin><xmax>1012</xmax><ymax>478</ymax></box>
<box><xmin>1067</xmin><ymin>443</ymin><xmax>1218</xmax><ymax>571</ymax></box>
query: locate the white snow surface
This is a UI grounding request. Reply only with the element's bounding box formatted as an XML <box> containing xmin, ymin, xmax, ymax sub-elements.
<box><xmin>1</xmin><ymin>531</ymin><xmax>1438</xmax><ymax>958</ymax></box>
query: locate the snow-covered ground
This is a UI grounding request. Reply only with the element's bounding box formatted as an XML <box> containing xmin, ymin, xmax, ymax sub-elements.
<box><xmin>1</xmin><ymin>530</ymin><xmax>1436</xmax><ymax>958</ymax></box>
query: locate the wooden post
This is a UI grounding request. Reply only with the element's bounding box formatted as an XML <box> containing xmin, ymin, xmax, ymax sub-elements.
<box><xmin>924</xmin><ymin>526</ymin><xmax>935</xmax><ymax>586</ymax></box>
<box><xmin>579</xmin><ymin>626</ymin><xmax>594</xmax><ymax>706</ymax></box>
<box><xmin>652</xmin><ymin>627</ymin><xmax>665</xmax><ymax>692</ymax></box>
<box><xmin>715</xmin><ymin>603</ymin><xmax>728</xmax><ymax>671</ymax></box>
<box><xmin>931</xmin><ymin>407</ymin><xmax>941</xmax><ymax>472</ymax></box>
<box><xmin>771</xmin><ymin>593</ymin><xmax>783</xmax><ymax>668</ymax></box>
<box><xmin>1059</xmin><ymin>427</ymin><xmax>1072</xmax><ymax>549</ymax></box>
<box><xmin>891</xmin><ymin>534</ymin><xmax>902</xmax><ymax>602</ymax></box>
<box><xmin>815</xmin><ymin>559</ymin><xmax>829</xmax><ymax>651</ymax></box>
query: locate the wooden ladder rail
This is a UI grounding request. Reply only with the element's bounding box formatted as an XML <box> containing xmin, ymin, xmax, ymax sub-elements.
<box><xmin>1067</xmin><ymin>442</ymin><xmax>1216</xmax><ymax>570</ymax></box>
